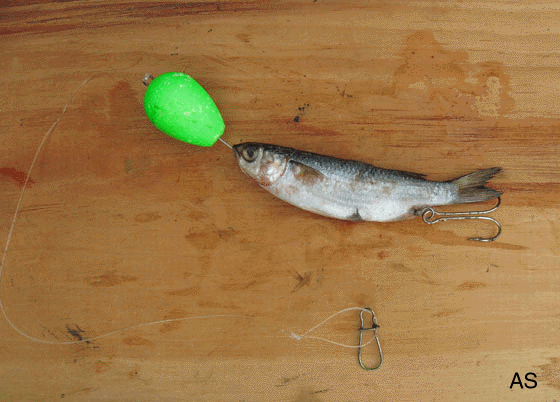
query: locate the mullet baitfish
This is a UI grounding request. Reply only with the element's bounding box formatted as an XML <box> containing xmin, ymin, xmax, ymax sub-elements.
<box><xmin>233</xmin><ymin>143</ymin><xmax>501</xmax><ymax>223</ymax></box>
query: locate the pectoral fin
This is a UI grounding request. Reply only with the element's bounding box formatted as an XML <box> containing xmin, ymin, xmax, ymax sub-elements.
<box><xmin>290</xmin><ymin>161</ymin><xmax>325</xmax><ymax>185</ymax></box>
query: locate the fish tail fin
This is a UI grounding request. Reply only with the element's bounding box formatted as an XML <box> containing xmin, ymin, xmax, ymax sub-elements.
<box><xmin>449</xmin><ymin>167</ymin><xmax>502</xmax><ymax>204</ymax></box>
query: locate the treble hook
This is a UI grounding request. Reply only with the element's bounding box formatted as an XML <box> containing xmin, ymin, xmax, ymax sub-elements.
<box><xmin>421</xmin><ymin>197</ymin><xmax>502</xmax><ymax>242</ymax></box>
<box><xmin>358</xmin><ymin>307</ymin><xmax>383</xmax><ymax>371</ymax></box>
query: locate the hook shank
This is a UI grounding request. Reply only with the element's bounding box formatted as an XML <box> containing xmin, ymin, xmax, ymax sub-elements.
<box><xmin>420</xmin><ymin>197</ymin><xmax>502</xmax><ymax>242</ymax></box>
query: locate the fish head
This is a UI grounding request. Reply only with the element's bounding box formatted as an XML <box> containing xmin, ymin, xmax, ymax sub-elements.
<box><xmin>233</xmin><ymin>143</ymin><xmax>288</xmax><ymax>186</ymax></box>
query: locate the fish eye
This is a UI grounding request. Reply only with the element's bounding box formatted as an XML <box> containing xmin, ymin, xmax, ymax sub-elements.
<box><xmin>242</xmin><ymin>147</ymin><xmax>258</xmax><ymax>162</ymax></box>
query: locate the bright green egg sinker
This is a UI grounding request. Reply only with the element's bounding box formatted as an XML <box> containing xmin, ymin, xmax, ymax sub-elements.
<box><xmin>143</xmin><ymin>72</ymin><xmax>225</xmax><ymax>147</ymax></box>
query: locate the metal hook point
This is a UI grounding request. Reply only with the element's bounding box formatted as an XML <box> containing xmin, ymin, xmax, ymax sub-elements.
<box><xmin>358</xmin><ymin>308</ymin><xmax>383</xmax><ymax>371</ymax></box>
<box><xmin>421</xmin><ymin>197</ymin><xmax>502</xmax><ymax>242</ymax></box>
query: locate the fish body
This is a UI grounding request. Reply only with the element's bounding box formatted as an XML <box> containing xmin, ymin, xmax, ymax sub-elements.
<box><xmin>233</xmin><ymin>143</ymin><xmax>501</xmax><ymax>222</ymax></box>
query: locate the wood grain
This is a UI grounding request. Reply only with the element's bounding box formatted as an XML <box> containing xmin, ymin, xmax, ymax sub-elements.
<box><xmin>1</xmin><ymin>1</ymin><xmax>559</xmax><ymax>401</ymax></box>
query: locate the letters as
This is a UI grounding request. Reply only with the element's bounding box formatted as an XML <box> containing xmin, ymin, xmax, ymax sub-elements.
<box><xmin>509</xmin><ymin>372</ymin><xmax>537</xmax><ymax>389</ymax></box>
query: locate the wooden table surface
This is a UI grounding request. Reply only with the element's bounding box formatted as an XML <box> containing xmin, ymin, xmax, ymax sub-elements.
<box><xmin>1</xmin><ymin>1</ymin><xmax>559</xmax><ymax>401</ymax></box>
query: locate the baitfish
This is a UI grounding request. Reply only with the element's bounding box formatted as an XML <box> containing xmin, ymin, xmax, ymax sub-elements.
<box><xmin>233</xmin><ymin>143</ymin><xmax>501</xmax><ymax>222</ymax></box>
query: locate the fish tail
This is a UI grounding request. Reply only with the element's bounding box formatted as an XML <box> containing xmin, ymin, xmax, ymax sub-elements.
<box><xmin>449</xmin><ymin>167</ymin><xmax>502</xmax><ymax>204</ymax></box>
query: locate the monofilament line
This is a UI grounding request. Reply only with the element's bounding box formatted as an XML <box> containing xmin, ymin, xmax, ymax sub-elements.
<box><xmin>0</xmin><ymin>77</ymin><xmax>93</xmax><ymax>343</ymax></box>
<box><xmin>289</xmin><ymin>307</ymin><xmax>376</xmax><ymax>349</ymax></box>
<box><xmin>218</xmin><ymin>137</ymin><xmax>233</xmax><ymax>149</ymax></box>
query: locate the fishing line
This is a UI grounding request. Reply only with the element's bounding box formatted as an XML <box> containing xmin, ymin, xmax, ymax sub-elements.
<box><xmin>218</xmin><ymin>137</ymin><xmax>233</xmax><ymax>149</ymax></box>
<box><xmin>0</xmin><ymin>78</ymin><xmax>378</xmax><ymax>356</ymax></box>
<box><xmin>289</xmin><ymin>306</ymin><xmax>377</xmax><ymax>349</ymax></box>
<box><xmin>0</xmin><ymin>76</ymin><xmax>93</xmax><ymax>344</ymax></box>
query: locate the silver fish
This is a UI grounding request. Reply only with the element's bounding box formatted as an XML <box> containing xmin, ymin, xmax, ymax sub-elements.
<box><xmin>233</xmin><ymin>143</ymin><xmax>501</xmax><ymax>222</ymax></box>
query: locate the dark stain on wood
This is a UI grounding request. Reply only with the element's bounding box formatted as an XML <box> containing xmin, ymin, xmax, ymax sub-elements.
<box><xmin>291</xmin><ymin>271</ymin><xmax>312</xmax><ymax>292</ymax></box>
<box><xmin>87</xmin><ymin>271</ymin><xmax>138</xmax><ymax>287</ymax></box>
<box><xmin>388</xmin><ymin>30</ymin><xmax>514</xmax><ymax>118</ymax></box>
<box><xmin>0</xmin><ymin>167</ymin><xmax>34</xmax><ymax>187</ymax></box>
<box><xmin>122</xmin><ymin>335</ymin><xmax>155</xmax><ymax>347</ymax></box>
<box><xmin>134</xmin><ymin>212</ymin><xmax>161</xmax><ymax>223</ymax></box>
<box><xmin>536</xmin><ymin>357</ymin><xmax>560</xmax><ymax>391</ymax></box>
<box><xmin>66</xmin><ymin>324</ymin><xmax>85</xmax><ymax>341</ymax></box>
<box><xmin>456</xmin><ymin>281</ymin><xmax>487</xmax><ymax>291</ymax></box>
<box><xmin>0</xmin><ymin>2</ymin><xmax>287</xmax><ymax>36</ymax></box>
